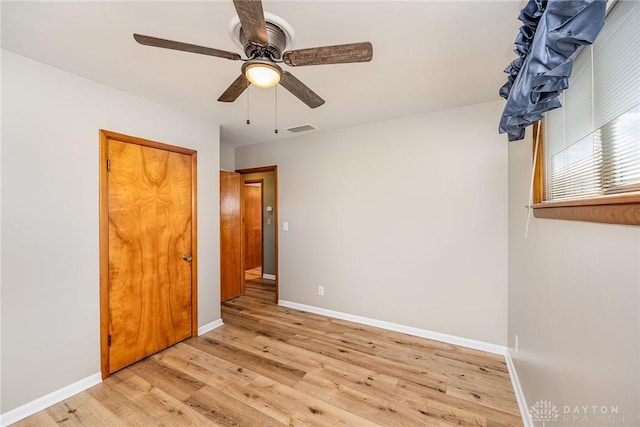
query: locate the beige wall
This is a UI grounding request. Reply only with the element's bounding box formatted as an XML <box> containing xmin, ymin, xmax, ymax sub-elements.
<box><xmin>1</xmin><ymin>51</ymin><xmax>221</xmax><ymax>413</ymax></box>
<box><xmin>508</xmin><ymin>131</ymin><xmax>640</xmax><ymax>423</ymax></box>
<box><xmin>220</xmin><ymin>140</ymin><xmax>236</xmax><ymax>171</ymax></box>
<box><xmin>236</xmin><ymin>101</ymin><xmax>509</xmax><ymax>345</ymax></box>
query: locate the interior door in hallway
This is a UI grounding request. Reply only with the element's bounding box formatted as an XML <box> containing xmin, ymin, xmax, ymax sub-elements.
<box><xmin>243</xmin><ymin>181</ymin><xmax>263</xmax><ymax>272</ymax></box>
<box><xmin>220</xmin><ymin>171</ymin><xmax>243</xmax><ymax>301</ymax></box>
<box><xmin>101</xmin><ymin>131</ymin><xmax>197</xmax><ymax>378</ymax></box>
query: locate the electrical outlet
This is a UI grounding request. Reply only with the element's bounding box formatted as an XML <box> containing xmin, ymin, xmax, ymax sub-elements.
<box><xmin>318</xmin><ymin>286</ymin><xmax>324</xmax><ymax>296</ymax></box>
<box><xmin>515</xmin><ymin>334</ymin><xmax>519</xmax><ymax>355</ymax></box>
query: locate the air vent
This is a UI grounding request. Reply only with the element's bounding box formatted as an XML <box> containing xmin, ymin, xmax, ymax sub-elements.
<box><xmin>287</xmin><ymin>124</ymin><xmax>316</xmax><ymax>133</ymax></box>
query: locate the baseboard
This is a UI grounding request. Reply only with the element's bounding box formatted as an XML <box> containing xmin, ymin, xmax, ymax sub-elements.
<box><xmin>0</xmin><ymin>372</ymin><xmax>102</xmax><ymax>427</ymax></box>
<box><xmin>198</xmin><ymin>318</ymin><xmax>224</xmax><ymax>336</ymax></box>
<box><xmin>278</xmin><ymin>300</ymin><xmax>506</xmax><ymax>355</ymax></box>
<box><xmin>262</xmin><ymin>273</ymin><xmax>276</xmax><ymax>280</ymax></box>
<box><xmin>505</xmin><ymin>349</ymin><xmax>533</xmax><ymax>427</ymax></box>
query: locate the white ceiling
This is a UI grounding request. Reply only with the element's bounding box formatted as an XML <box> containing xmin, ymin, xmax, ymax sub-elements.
<box><xmin>1</xmin><ymin>1</ymin><xmax>522</xmax><ymax>147</ymax></box>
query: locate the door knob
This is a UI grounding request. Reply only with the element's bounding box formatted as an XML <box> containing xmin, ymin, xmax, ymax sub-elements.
<box><xmin>183</xmin><ymin>254</ymin><xmax>193</xmax><ymax>262</ymax></box>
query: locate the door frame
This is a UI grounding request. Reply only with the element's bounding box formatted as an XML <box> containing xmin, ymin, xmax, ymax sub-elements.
<box><xmin>236</xmin><ymin>166</ymin><xmax>279</xmax><ymax>303</ymax></box>
<box><xmin>243</xmin><ymin>179</ymin><xmax>264</xmax><ymax>275</ymax></box>
<box><xmin>99</xmin><ymin>129</ymin><xmax>198</xmax><ymax>379</ymax></box>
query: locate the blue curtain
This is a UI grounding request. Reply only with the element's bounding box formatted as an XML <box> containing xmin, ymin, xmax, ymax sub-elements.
<box><xmin>499</xmin><ymin>0</ymin><xmax>606</xmax><ymax>141</ymax></box>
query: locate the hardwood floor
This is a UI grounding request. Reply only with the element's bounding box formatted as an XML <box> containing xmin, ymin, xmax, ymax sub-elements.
<box><xmin>13</xmin><ymin>278</ymin><xmax>522</xmax><ymax>426</ymax></box>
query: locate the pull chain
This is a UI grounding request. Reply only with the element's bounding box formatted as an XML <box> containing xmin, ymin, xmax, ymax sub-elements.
<box><xmin>246</xmin><ymin>84</ymin><xmax>251</xmax><ymax>125</ymax></box>
<box><xmin>274</xmin><ymin>85</ymin><xmax>279</xmax><ymax>134</ymax></box>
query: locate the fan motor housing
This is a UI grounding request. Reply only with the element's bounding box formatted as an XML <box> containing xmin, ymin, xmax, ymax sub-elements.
<box><xmin>229</xmin><ymin>12</ymin><xmax>294</xmax><ymax>60</ymax></box>
<box><xmin>241</xmin><ymin>22</ymin><xmax>287</xmax><ymax>59</ymax></box>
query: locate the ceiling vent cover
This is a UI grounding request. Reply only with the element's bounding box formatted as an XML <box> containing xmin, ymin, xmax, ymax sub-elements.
<box><xmin>287</xmin><ymin>124</ymin><xmax>316</xmax><ymax>133</ymax></box>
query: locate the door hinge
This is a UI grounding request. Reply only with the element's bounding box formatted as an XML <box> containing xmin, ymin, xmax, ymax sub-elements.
<box><xmin>107</xmin><ymin>159</ymin><xmax>111</xmax><ymax>172</ymax></box>
<box><xmin>108</xmin><ymin>334</ymin><xmax>112</xmax><ymax>346</ymax></box>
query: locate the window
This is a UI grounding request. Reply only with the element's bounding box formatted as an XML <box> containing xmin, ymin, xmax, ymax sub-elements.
<box><xmin>534</xmin><ymin>0</ymin><xmax>640</xmax><ymax>225</ymax></box>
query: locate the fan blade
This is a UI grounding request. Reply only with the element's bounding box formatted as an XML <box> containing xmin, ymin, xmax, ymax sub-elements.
<box><xmin>283</xmin><ymin>42</ymin><xmax>373</xmax><ymax>67</ymax></box>
<box><xmin>218</xmin><ymin>74</ymin><xmax>249</xmax><ymax>102</ymax></box>
<box><xmin>280</xmin><ymin>72</ymin><xmax>325</xmax><ymax>109</ymax></box>
<box><xmin>133</xmin><ymin>34</ymin><xmax>241</xmax><ymax>61</ymax></box>
<box><xmin>233</xmin><ymin>0</ymin><xmax>268</xmax><ymax>46</ymax></box>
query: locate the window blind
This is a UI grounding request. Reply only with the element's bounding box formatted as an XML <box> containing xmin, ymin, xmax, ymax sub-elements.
<box><xmin>544</xmin><ymin>0</ymin><xmax>640</xmax><ymax>202</ymax></box>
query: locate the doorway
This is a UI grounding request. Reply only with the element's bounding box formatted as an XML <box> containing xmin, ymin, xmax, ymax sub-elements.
<box><xmin>219</xmin><ymin>166</ymin><xmax>278</xmax><ymax>304</ymax></box>
<box><xmin>99</xmin><ymin>130</ymin><xmax>197</xmax><ymax>379</ymax></box>
<box><xmin>243</xmin><ymin>180</ymin><xmax>263</xmax><ymax>281</ymax></box>
<box><xmin>239</xmin><ymin>168</ymin><xmax>277</xmax><ymax>302</ymax></box>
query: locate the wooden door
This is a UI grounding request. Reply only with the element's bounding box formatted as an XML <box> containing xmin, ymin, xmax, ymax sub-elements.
<box><xmin>220</xmin><ymin>171</ymin><xmax>243</xmax><ymax>301</ymax></box>
<box><xmin>100</xmin><ymin>131</ymin><xmax>197</xmax><ymax>378</ymax></box>
<box><xmin>243</xmin><ymin>183</ymin><xmax>263</xmax><ymax>270</ymax></box>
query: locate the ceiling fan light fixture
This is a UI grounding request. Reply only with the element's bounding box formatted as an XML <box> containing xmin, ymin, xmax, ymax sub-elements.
<box><xmin>242</xmin><ymin>61</ymin><xmax>282</xmax><ymax>89</ymax></box>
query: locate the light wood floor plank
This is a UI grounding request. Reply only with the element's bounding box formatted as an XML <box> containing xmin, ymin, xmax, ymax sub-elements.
<box><xmin>44</xmin><ymin>391</ymin><xmax>122</xmax><ymax>426</ymax></box>
<box><xmin>186</xmin><ymin>385</ymin><xmax>286</xmax><ymax>427</ymax></box>
<box><xmin>85</xmin><ymin>381</ymin><xmax>164</xmax><ymax>426</ymax></box>
<box><xmin>112</xmin><ymin>374</ymin><xmax>211</xmax><ymax>426</ymax></box>
<box><xmin>11</xmin><ymin>278</ymin><xmax>522</xmax><ymax>426</ymax></box>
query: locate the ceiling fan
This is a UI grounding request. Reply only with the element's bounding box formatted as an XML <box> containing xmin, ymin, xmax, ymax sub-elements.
<box><xmin>133</xmin><ymin>0</ymin><xmax>373</xmax><ymax>109</ymax></box>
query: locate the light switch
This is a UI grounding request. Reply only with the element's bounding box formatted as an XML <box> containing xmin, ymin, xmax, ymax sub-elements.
<box><xmin>283</xmin><ymin>221</ymin><xmax>289</xmax><ymax>231</ymax></box>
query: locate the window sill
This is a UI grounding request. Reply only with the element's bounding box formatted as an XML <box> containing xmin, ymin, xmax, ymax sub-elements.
<box><xmin>533</xmin><ymin>193</ymin><xmax>640</xmax><ymax>225</ymax></box>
